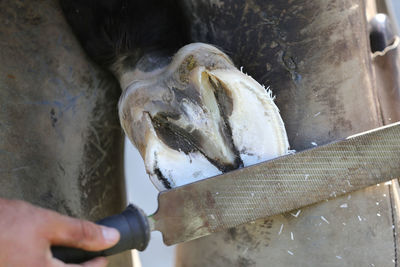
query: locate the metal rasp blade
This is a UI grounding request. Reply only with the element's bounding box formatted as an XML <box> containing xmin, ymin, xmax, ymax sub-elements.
<box><xmin>150</xmin><ymin>122</ymin><xmax>400</xmax><ymax>245</ymax></box>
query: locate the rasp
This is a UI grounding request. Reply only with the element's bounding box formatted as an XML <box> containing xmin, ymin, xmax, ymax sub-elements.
<box><xmin>52</xmin><ymin>122</ymin><xmax>400</xmax><ymax>263</ymax></box>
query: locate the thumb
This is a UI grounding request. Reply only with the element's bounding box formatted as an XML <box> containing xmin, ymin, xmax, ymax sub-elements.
<box><xmin>45</xmin><ymin>212</ymin><xmax>120</xmax><ymax>251</ymax></box>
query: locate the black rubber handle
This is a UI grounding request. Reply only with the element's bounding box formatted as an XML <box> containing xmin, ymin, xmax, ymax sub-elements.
<box><xmin>51</xmin><ymin>204</ymin><xmax>150</xmax><ymax>264</ymax></box>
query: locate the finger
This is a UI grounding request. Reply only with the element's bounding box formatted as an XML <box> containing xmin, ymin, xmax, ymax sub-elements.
<box><xmin>49</xmin><ymin>257</ymin><xmax>70</xmax><ymax>267</ymax></box>
<box><xmin>42</xmin><ymin>211</ymin><xmax>120</xmax><ymax>251</ymax></box>
<box><xmin>81</xmin><ymin>257</ymin><xmax>108</xmax><ymax>267</ymax></box>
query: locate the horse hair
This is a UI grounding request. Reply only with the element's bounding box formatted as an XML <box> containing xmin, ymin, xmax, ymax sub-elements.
<box><xmin>60</xmin><ymin>0</ymin><xmax>190</xmax><ymax>70</ymax></box>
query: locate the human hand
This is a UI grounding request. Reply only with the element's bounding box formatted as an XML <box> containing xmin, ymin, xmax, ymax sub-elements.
<box><xmin>0</xmin><ymin>198</ymin><xmax>120</xmax><ymax>267</ymax></box>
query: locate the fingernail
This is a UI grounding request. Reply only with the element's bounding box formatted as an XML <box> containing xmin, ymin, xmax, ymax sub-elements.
<box><xmin>102</xmin><ymin>226</ymin><xmax>120</xmax><ymax>244</ymax></box>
